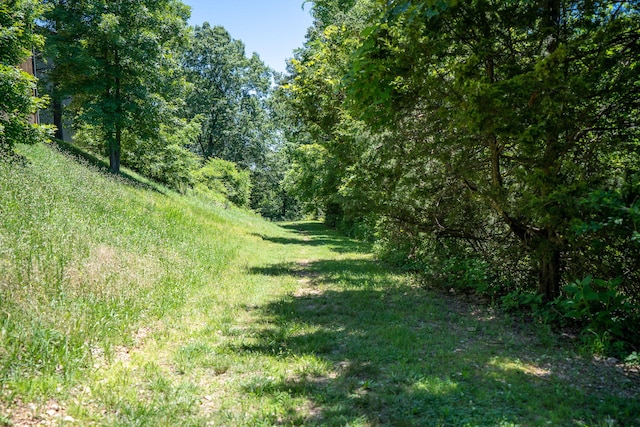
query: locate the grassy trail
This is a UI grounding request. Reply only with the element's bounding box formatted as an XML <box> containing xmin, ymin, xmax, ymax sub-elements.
<box><xmin>51</xmin><ymin>225</ymin><xmax>640</xmax><ymax>426</ymax></box>
<box><xmin>1</xmin><ymin>144</ymin><xmax>639</xmax><ymax>426</ymax></box>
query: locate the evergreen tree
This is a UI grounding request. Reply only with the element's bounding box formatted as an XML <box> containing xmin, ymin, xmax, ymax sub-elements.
<box><xmin>348</xmin><ymin>0</ymin><xmax>640</xmax><ymax>299</ymax></box>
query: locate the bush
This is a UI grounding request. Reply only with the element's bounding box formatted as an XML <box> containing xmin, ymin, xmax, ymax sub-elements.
<box><xmin>193</xmin><ymin>158</ymin><xmax>251</xmax><ymax>207</ymax></box>
<box><xmin>569</xmin><ymin>184</ymin><xmax>640</xmax><ymax>305</ymax></box>
<box><xmin>121</xmin><ymin>119</ymin><xmax>202</xmax><ymax>193</ymax></box>
<box><xmin>0</xmin><ymin>1</ymin><xmax>51</xmax><ymax>154</ymax></box>
<box><xmin>559</xmin><ymin>276</ymin><xmax>637</xmax><ymax>341</ymax></box>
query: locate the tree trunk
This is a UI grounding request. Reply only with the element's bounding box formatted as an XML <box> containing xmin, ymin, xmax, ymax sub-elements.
<box><xmin>109</xmin><ymin>48</ymin><xmax>122</xmax><ymax>174</ymax></box>
<box><xmin>109</xmin><ymin>128</ymin><xmax>121</xmax><ymax>173</ymax></box>
<box><xmin>51</xmin><ymin>19</ymin><xmax>64</xmax><ymax>140</ymax></box>
<box><xmin>109</xmin><ymin>145</ymin><xmax>121</xmax><ymax>173</ymax></box>
<box><xmin>53</xmin><ymin>97</ymin><xmax>63</xmax><ymax>140</ymax></box>
<box><xmin>534</xmin><ymin>0</ymin><xmax>563</xmax><ymax>301</ymax></box>
<box><xmin>537</xmin><ymin>241</ymin><xmax>561</xmax><ymax>301</ymax></box>
<box><xmin>281</xmin><ymin>190</ymin><xmax>288</xmax><ymax>219</ymax></box>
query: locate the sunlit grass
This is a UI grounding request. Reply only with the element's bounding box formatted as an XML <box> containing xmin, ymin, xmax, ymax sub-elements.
<box><xmin>0</xmin><ymin>143</ymin><xmax>251</xmax><ymax>398</ymax></box>
<box><xmin>1</xmin><ymin>143</ymin><xmax>638</xmax><ymax>426</ymax></box>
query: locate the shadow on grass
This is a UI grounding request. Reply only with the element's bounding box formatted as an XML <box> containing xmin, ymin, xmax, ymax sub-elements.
<box><xmin>239</xmin><ymin>225</ymin><xmax>640</xmax><ymax>425</ymax></box>
<box><xmin>51</xmin><ymin>139</ymin><xmax>167</xmax><ymax>194</ymax></box>
<box><xmin>250</xmin><ymin>258</ymin><xmax>392</xmax><ymax>289</ymax></box>
<box><xmin>253</xmin><ymin>222</ymin><xmax>370</xmax><ymax>254</ymax></box>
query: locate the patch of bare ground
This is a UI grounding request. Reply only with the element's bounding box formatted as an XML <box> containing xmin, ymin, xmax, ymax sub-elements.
<box><xmin>2</xmin><ymin>400</ymin><xmax>75</xmax><ymax>427</ymax></box>
<box><xmin>90</xmin><ymin>323</ymin><xmax>159</xmax><ymax>369</ymax></box>
<box><xmin>198</xmin><ymin>376</ymin><xmax>229</xmax><ymax>417</ymax></box>
<box><xmin>296</xmin><ymin>401</ymin><xmax>324</xmax><ymax>424</ymax></box>
<box><xmin>292</xmin><ymin>259</ymin><xmax>323</xmax><ymax>297</ymax></box>
<box><xmin>549</xmin><ymin>356</ymin><xmax>640</xmax><ymax>399</ymax></box>
<box><xmin>279</xmin><ymin>372</ymin><xmax>341</xmax><ymax>424</ymax></box>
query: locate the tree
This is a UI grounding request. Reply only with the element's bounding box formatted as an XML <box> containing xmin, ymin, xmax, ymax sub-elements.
<box><xmin>193</xmin><ymin>157</ymin><xmax>252</xmax><ymax>208</ymax></box>
<box><xmin>0</xmin><ymin>0</ymin><xmax>50</xmax><ymax>154</ymax></box>
<box><xmin>182</xmin><ymin>23</ymin><xmax>273</xmax><ymax>169</ymax></box>
<box><xmin>283</xmin><ymin>0</ymin><xmax>377</xmax><ymax>228</ymax></box>
<box><xmin>43</xmin><ymin>0</ymin><xmax>190</xmax><ymax>173</ymax></box>
<box><xmin>122</xmin><ymin>116</ymin><xmax>202</xmax><ymax>193</ymax></box>
<box><xmin>250</xmin><ymin>146</ymin><xmax>301</xmax><ymax>220</ymax></box>
<box><xmin>347</xmin><ymin>0</ymin><xmax>640</xmax><ymax>299</ymax></box>
<box><xmin>288</xmin><ymin>0</ymin><xmax>640</xmax><ymax>302</ymax></box>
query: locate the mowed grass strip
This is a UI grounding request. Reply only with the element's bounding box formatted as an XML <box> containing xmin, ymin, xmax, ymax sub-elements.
<box><xmin>63</xmin><ymin>222</ymin><xmax>640</xmax><ymax>426</ymax></box>
<box><xmin>1</xmin><ymin>144</ymin><xmax>639</xmax><ymax>426</ymax></box>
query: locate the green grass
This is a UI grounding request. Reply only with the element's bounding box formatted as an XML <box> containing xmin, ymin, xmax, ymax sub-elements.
<box><xmin>1</xmin><ymin>143</ymin><xmax>639</xmax><ymax>426</ymax></box>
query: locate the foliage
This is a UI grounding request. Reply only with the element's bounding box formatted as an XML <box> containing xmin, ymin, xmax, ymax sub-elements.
<box><xmin>250</xmin><ymin>147</ymin><xmax>301</xmax><ymax>220</ymax></box>
<box><xmin>37</xmin><ymin>2</ymin><xmax>299</xmax><ymax>220</ymax></box>
<box><xmin>180</xmin><ymin>22</ymin><xmax>300</xmax><ymax>216</ymax></box>
<box><xmin>42</xmin><ymin>0</ymin><xmax>191</xmax><ymax>173</ymax></box>
<box><xmin>281</xmin><ymin>0</ymin><xmax>379</xmax><ymax>231</ymax></box>
<box><xmin>122</xmin><ymin>117</ymin><xmax>203</xmax><ymax>193</ymax></box>
<box><xmin>181</xmin><ymin>23</ymin><xmax>273</xmax><ymax>169</ymax></box>
<box><xmin>283</xmin><ymin>0</ymin><xmax>640</xmax><ymax>349</ymax></box>
<box><xmin>248</xmin><ymin>84</ymin><xmax>306</xmax><ymax>221</ymax></box>
<box><xmin>346</xmin><ymin>0</ymin><xmax>640</xmax><ymax>301</ymax></box>
<box><xmin>283</xmin><ymin>143</ymin><xmax>331</xmax><ymax>216</ymax></box>
<box><xmin>560</xmin><ymin>276</ymin><xmax>638</xmax><ymax>345</ymax></box>
<box><xmin>501</xmin><ymin>290</ymin><xmax>545</xmax><ymax>314</ymax></box>
<box><xmin>193</xmin><ymin>157</ymin><xmax>252</xmax><ymax>207</ymax></box>
<box><xmin>0</xmin><ymin>0</ymin><xmax>51</xmax><ymax>153</ymax></box>
<box><xmin>570</xmin><ymin>183</ymin><xmax>640</xmax><ymax>305</ymax></box>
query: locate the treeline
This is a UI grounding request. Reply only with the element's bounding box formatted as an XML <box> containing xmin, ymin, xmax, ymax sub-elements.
<box><xmin>2</xmin><ymin>0</ymin><xmax>300</xmax><ymax>220</ymax></box>
<box><xmin>282</xmin><ymin>0</ymin><xmax>640</xmax><ymax>354</ymax></box>
<box><xmin>3</xmin><ymin>0</ymin><xmax>640</xmax><ymax>354</ymax></box>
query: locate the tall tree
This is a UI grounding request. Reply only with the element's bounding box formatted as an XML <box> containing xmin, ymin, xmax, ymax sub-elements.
<box><xmin>283</xmin><ymin>0</ymin><xmax>377</xmax><ymax>226</ymax></box>
<box><xmin>347</xmin><ymin>0</ymin><xmax>640</xmax><ymax>299</ymax></box>
<box><xmin>43</xmin><ymin>0</ymin><xmax>190</xmax><ymax>173</ymax></box>
<box><xmin>0</xmin><ymin>0</ymin><xmax>50</xmax><ymax>154</ymax></box>
<box><xmin>182</xmin><ymin>23</ymin><xmax>273</xmax><ymax>169</ymax></box>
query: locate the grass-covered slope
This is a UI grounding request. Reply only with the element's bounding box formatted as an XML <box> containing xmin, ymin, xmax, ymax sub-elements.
<box><xmin>0</xmin><ymin>143</ymin><xmax>269</xmax><ymax>395</ymax></box>
<box><xmin>1</xmin><ymin>143</ymin><xmax>639</xmax><ymax>426</ymax></box>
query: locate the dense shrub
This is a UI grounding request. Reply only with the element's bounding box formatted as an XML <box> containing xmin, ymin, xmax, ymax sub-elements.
<box><xmin>193</xmin><ymin>157</ymin><xmax>252</xmax><ymax>207</ymax></box>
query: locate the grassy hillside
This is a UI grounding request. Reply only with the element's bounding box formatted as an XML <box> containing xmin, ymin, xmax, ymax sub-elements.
<box><xmin>0</xmin><ymin>143</ymin><xmax>276</xmax><ymax>397</ymax></box>
<box><xmin>1</xmin><ymin>143</ymin><xmax>639</xmax><ymax>426</ymax></box>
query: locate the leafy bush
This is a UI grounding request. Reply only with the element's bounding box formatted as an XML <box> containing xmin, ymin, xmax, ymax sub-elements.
<box><xmin>559</xmin><ymin>276</ymin><xmax>636</xmax><ymax>341</ymax></box>
<box><xmin>569</xmin><ymin>183</ymin><xmax>640</xmax><ymax>305</ymax></box>
<box><xmin>0</xmin><ymin>0</ymin><xmax>51</xmax><ymax>154</ymax></box>
<box><xmin>74</xmin><ymin>118</ymin><xmax>202</xmax><ymax>193</ymax></box>
<box><xmin>0</xmin><ymin>65</ymin><xmax>51</xmax><ymax>153</ymax></box>
<box><xmin>372</xmin><ymin>219</ymin><xmax>428</xmax><ymax>270</ymax></box>
<box><xmin>72</xmin><ymin>122</ymin><xmax>104</xmax><ymax>154</ymax></box>
<box><xmin>373</xmin><ymin>218</ymin><xmax>496</xmax><ymax>295</ymax></box>
<box><xmin>437</xmin><ymin>256</ymin><xmax>490</xmax><ymax>293</ymax></box>
<box><xmin>193</xmin><ymin>157</ymin><xmax>252</xmax><ymax>207</ymax></box>
<box><xmin>500</xmin><ymin>290</ymin><xmax>545</xmax><ymax>314</ymax></box>
<box><xmin>145</xmin><ymin>144</ymin><xmax>200</xmax><ymax>193</ymax></box>
<box><xmin>121</xmin><ymin>119</ymin><xmax>202</xmax><ymax>193</ymax></box>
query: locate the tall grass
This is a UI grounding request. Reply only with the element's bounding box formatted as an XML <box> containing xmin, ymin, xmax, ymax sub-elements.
<box><xmin>0</xmin><ymin>143</ymin><xmax>257</xmax><ymax>397</ymax></box>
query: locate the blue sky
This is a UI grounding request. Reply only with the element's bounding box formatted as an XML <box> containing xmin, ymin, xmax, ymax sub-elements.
<box><xmin>181</xmin><ymin>1</ymin><xmax>314</xmax><ymax>73</ymax></box>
